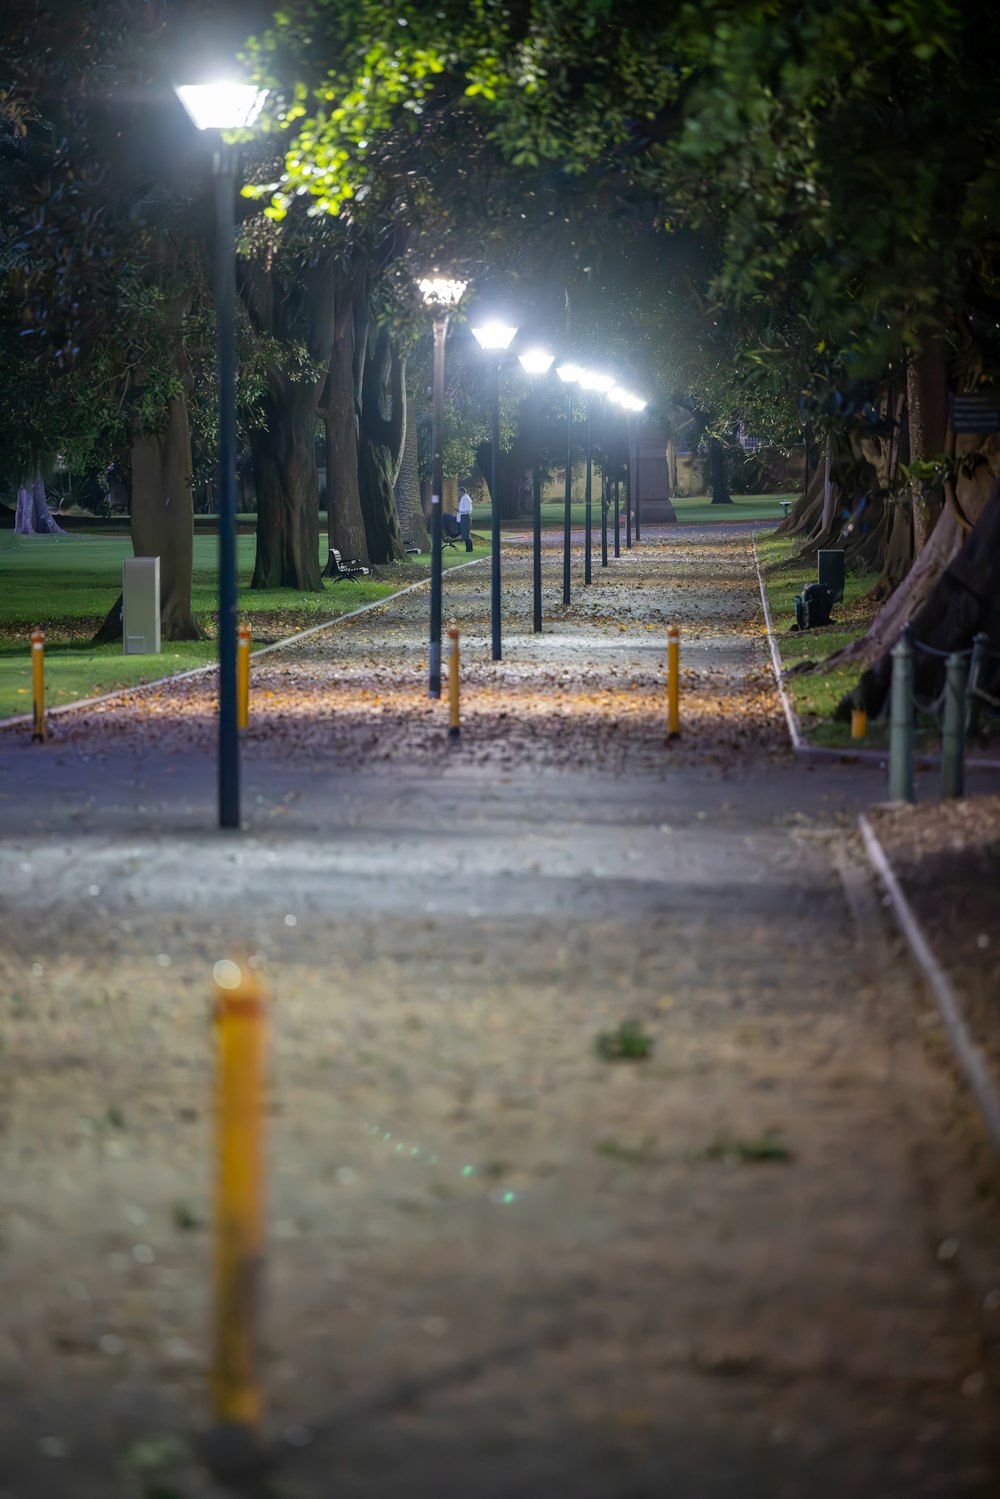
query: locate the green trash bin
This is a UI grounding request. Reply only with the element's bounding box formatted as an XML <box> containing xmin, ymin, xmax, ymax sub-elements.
<box><xmin>817</xmin><ymin>549</ymin><xmax>845</xmax><ymax>604</ymax></box>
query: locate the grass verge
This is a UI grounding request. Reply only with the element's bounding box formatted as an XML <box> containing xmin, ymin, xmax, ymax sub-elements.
<box><xmin>0</xmin><ymin>533</ymin><xmax>487</xmax><ymax>721</ymax></box>
<box><xmin>755</xmin><ymin>532</ymin><xmax>882</xmax><ymax>750</ymax></box>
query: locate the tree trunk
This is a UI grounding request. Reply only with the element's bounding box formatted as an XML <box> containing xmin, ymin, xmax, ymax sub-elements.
<box><xmin>907</xmin><ymin>340</ymin><xmax>948</xmax><ymax>554</ymax></box>
<box><xmin>838</xmin><ymin>482</ymin><xmax>1000</xmax><ymax>719</ymax></box>
<box><xmin>238</xmin><ymin>252</ymin><xmax>341</xmax><ymax>591</ymax></box>
<box><xmin>666</xmin><ymin>438</ymin><xmax>678</xmax><ymax>498</ymax></box>
<box><xmin>93</xmin><ymin>283</ymin><xmax>201</xmax><ymax>643</ymax></box>
<box><xmin>475</xmin><ymin>428</ymin><xmax>534</xmax><ymax>519</ymax></box>
<box><xmin>774</xmin><ymin>462</ymin><xmax>825</xmax><ymax>537</ymax></box>
<box><xmin>709</xmin><ymin>437</ymin><xmax>731</xmax><ymax>504</ymax></box>
<box><xmin>127</xmin><ymin>392</ymin><xmax>202</xmax><ymax>638</ymax></box>
<box><xmin>393</xmin><ymin>371</ymin><xmax>429</xmax><ymax>552</ymax></box>
<box><xmin>14</xmin><ymin>476</ymin><xmax>66</xmax><ymax>535</ymax></box>
<box><xmin>320</xmin><ymin>296</ymin><xmax>369</xmax><ymax>569</ymax></box>
<box><xmin>249</xmin><ymin>383</ymin><xmax>323</xmax><ymax>590</ymax></box>
<box><xmin>820</xmin><ymin>443</ymin><xmax>837</xmax><ymax>534</ymax></box>
<box><xmin>358</xmin><ymin>324</ymin><xmax>406</xmax><ymax>564</ymax></box>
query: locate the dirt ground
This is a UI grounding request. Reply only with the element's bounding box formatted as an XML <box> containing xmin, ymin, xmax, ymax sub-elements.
<box><xmin>1</xmin><ymin>524</ymin><xmax>1000</xmax><ymax>1498</ymax></box>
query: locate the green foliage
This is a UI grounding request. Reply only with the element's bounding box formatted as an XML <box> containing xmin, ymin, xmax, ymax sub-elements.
<box><xmin>595</xmin><ymin>1020</ymin><xmax>654</xmax><ymax>1062</ymax></box>
<box><xmin>701</xmin><ymin>1132</ymin><xmax>793</xmax><ymax>1164</ymax></box>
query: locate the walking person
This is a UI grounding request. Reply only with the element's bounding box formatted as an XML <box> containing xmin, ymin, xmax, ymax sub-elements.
<box><xmin>457</xmin><ymin>486</ymin><xmax>474</xmax><ymax>551</ymax></box>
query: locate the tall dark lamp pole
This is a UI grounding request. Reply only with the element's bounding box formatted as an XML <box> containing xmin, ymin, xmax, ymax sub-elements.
<box><xmin>517</xmin><ymin>347</ymin><xmax>555</xmax><ymax>633</ymax></box>
<box><xmin>625</xmin><ymin>406</ymin><xmax>633</xmax><ymax>550</ymax></box>
<box><xmin>419</xmin><ymin>277</ymin><xmax>468</xmax><ymax>698</ymax></box>
<box><xmin>579</xmin><ymin>370</ymin><xmax>615</xmax><ymax>585</ymax></box>
<box><xmin>472</xmin><ymin>320</ymin><xmax>518</xmax><ymax>661</ymax></box>
<box><xmin>555</xmin><ymin>363</ymin><xmax>583</xmax><ymax>605</ymax></box>
<box><xmin>177</xmin><ymin>80</ymin><xmax>267</xmax><ymax>832</ymax></box>
<box><xmin>608</xmin><ymin>387</ymin><xmax>629</xmax><ymax>558</ymax></box>
<box><xmin>629</xmin><ymin>395</ymin><xmax>648</xmax><ymax>541</ymax></box>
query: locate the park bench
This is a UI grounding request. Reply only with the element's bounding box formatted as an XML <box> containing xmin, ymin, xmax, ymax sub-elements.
<box><xmin>324</xmin><ymin>547</ymin><xmax>369</xmax><ymax>581</ymax></box>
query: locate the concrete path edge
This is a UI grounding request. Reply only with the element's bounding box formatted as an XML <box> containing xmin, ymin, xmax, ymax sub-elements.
<box><xmin>858</xmin><ymin>811</ymin><xmax>1000</xmax><ymax>1153</ymax></box>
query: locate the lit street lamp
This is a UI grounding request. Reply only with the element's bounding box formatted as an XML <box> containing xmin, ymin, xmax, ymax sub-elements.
<box><xmin>418</xmin><ymin>277</ymin><xmax>467</xmax><ymax>698</ymax></box>
<box><xmin>556</xmin><ymin>363</ymin><xmax>583</xmax><ymax>604</ymax></box>
<box><xmin>176</xmin><ymin>79</ymin><xmax>267</xmax><ymax>832</ymax></box>
<box><xmin>578</xmin><ymin>370</ymin><xmax>615</xmax><ymax>584</ymax></box>
<box><xmin>472</xmin><ymin>319</ymin><xmax>518</xmax><ymax>660</ymax></box>
<box><xmin>517</xmin><ymin>348</ymin><xmax>555</xmax><ymax>633</ymax></box>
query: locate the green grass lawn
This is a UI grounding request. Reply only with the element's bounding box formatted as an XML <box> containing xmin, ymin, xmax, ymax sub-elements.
<box><xmin>0</xmin><ymin>532</ymin><xmax>487</xmax><ymax>721</ymax></box>
<box><xmin>488</xmin><ymin>492</ymin><xmax>793</xmax><ymax>530</ymax></box>
<box><xmin>756</xmin><ymin>532</ymin><xmax>882</xmax><ymax>749</ymax></box>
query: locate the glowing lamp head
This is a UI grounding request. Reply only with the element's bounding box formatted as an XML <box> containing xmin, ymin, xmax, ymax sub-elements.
<box><xmin>556</xmin><ymin>363</ymin><xmax>584</xmax><ymax>384</ymax></box>
<box><xmin>471</xmin><ymin>321</ymin><xmax>518</xmax><ymax>353</ymax></box>
<box><xmin>627</xmin><ymin>396</ymin><xmax>647</xmax><ymax>412</ymax></box>
<box><xmin>518</xmin><ymin>348</ymin><xmax>555</xmax><ymax>377</ymax></box>
<box><xmin>418</xmin><ymin>277</ymin><xmax>467</xmax><ymax>309</ymax></box>
<box><xmin>176</xmin><ymin>81</ymin><xmax>268</xmax><ymax>131</ymax></box>
<box><xmin>579</xmin><ymin>370</ymin><xmax>615</xmax><ymax>393</ymax></box>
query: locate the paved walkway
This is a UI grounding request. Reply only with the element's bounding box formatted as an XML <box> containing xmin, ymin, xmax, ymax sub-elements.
<box><xmin>1</xmin><ymin>525</ymin><xmax>998</xmax><ymax>1497</ymax></box>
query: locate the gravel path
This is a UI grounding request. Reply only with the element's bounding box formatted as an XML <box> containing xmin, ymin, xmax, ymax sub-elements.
<box><xmin>1</xmin><ymin>525</ymin><xmax>999</xmax><ymax>1497</ymax></box>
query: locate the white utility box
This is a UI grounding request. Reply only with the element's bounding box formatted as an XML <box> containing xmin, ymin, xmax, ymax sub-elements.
<box><xmin>122</xmin><ymin>556</ymin><xmax>161</xmax><ymax>655</ymax></box>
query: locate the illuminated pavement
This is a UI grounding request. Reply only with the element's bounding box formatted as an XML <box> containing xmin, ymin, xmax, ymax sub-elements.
<box><xmin>0</xmin><ymin>526</ymin><xmax>998</xmax><ymax>1497</ymax></box>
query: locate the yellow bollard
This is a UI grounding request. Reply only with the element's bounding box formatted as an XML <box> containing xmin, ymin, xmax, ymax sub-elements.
<box><xmin>31</xmin><ymin>627</ymin><xmax>45</xmax><ymax>742</ymax></box>
<box><xmin>851</xmin><ymin>707</ymin><xmax>867</xmax><ymax>740</ymax></box>
<box><xmin>211</xmin><ymin>959</ymin><xmax>265</xmax><ymax>1447</ymax></box>
<box><xmin>237</xmin><ymin>622</ymin><xmax>251</xmax><ymax>733</ymax></box>
<box><xmin>666</xmin><ymin>624</ymin><xmax>680</xmax><ymax>742</ymax></box>
<box><xmin>448</xmin><ymin>621</ymin><xmax>460</xmax><ymax>740</ymax></box>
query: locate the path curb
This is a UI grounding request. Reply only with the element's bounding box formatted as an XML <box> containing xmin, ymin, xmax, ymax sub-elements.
<box><xmin>0</xmin><ymin>557</ymin><xmax>486</xmax><ymax>734</ymax></box>
<box><xmin>858</xmin><ymin>813</ymin><xmax>1000</xmax><ymax>1154</ymax></box>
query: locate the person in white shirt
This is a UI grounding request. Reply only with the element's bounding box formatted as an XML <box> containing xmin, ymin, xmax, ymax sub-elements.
<box><xmin>457</xmin><ymin>488</ymin><xmax>474</xmax><ymax>551</ymax></box>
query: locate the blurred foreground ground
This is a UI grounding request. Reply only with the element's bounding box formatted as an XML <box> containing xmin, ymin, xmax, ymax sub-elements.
<box><xmin>1</xmin><ymin>525</ymin><xmax>998</xmax><ymax>1497</ymax></box>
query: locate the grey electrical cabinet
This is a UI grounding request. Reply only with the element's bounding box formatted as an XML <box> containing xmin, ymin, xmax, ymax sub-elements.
<box><xmin>122</xmin><ymin>556</ymin><xmax>161</xmax><ymax>655</ymax></box>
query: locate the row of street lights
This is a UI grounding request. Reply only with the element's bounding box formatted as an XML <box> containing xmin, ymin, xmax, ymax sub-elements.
<box><xmin>173</xmin><ymin>82</ymin><xmax>648</xmax><ymax>827</ymax></box>
<box><xmin>419</xmin><ymin>280</ymin><xmax>647</xmax><ymax>696</ymax></box>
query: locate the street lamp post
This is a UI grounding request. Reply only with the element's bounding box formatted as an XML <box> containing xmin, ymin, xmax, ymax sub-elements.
<box><xmin>176</xmin><ymin>80</ymin><xmax>267</xmax><ymax>833</ymax></box>
<box><xmin>556</xmin><ymin>363</ymin><xmax>583</xmax><ymax>605</ymax></box>
<box><xmin>472</xmin><ymin>320</ymin><xmax>518</xmax><ymax>660</ymax></box>
<box><xmin>609</xmin><ymin>387</ymin><xmax>629</xmax><ymax>558</ymax></box>
<box><xmin>518</xmin><ymin>348</ymin><xmax>555</xmax><ymax>633</ymax></box>
<box><xmin>418</xmin><ymin>278</ymin><xmax>467</xmax><ymax>698</ymax></box>
<box><xmin>628</xmin><ymin>396</ymin><xmax>647</xmax><ymax>542</ymax></box>
<box><xmin>578</xmin><ymin>371</ymin><xmax>615</xmax><ymax>585</ymax></box>
<box><xmin>625</xmin><ymin>405</ymin><xmax>633</xmax><ymax>550</ymax></box>
<box><xmin>600</xmin><ymin>397</ymin><xmax>609</xmax><ymax>570</ymax></box>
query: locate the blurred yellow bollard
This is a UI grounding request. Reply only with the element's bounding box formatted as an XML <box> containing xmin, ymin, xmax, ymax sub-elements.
<box><xmin>212</xmin><ymin>959</ymin><xmax>265</xmax><ymax>1446</ymax></box>
<box><xmin>666</xmin><ymin>624</ymin><xmax>680</xmax><ymax>742</ymax></box>
<box><xmin>851</xmin><ymin>707</ymin><xmax>867</xmax><ymax>740</ymax></box>
<box><xmin>31</xmin><ymin>627</ymin><xmax>45</xmax><ymax>742</ymax></box>
<box><xmin>237</xmin><ymin>622</ymin><xmax>251</xmax><ymax>733</ymax></box>
<box><xmin>448</xmin><ymin>621</ymin><xmax>460</xmax><ymax>740</ymax></box>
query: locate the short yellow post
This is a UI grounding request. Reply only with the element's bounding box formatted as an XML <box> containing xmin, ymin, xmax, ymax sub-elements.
<box><xmin>31</xmin><ymin>627</ymin><xmax>45</xmax><ymax>743</ymax></box>
<box><xmin>851</xmin><ymin>707</ymin><xmax>867</xmax><ymax>740</ymax></box>
<box><xmin>237</xmin><ymin>622</ymin><xmax>251</xmax><ymax>733</ymax></box>
<box><xmin>211</xmin><ymin>960</ymin><xmax>265</xmax><ymax>1451</ymax></box>
<box><xmin>447</xmin><ymin>621</ymin><xmax>460</xmax><ymax>739</ymax></box>
<box><xmin>666</xmin><ymin>624</ymin><xmax>680</xmax><ymax>742</ymax></box>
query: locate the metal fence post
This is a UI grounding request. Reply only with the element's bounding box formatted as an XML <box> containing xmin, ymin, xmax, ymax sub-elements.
<box><xmin>940</xmin><ymin>651</ymin><xmax>968</xmax><ymax>799</ymax></box>
<box><xmin>888</xmin><ymin>634</ymin><xmax>915</xmax><ymax>803</ymax></box>
<box><xmin>965</xmin><ymin>632</ymin><xmax>989</xmax><ymax>739</ymax></box>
